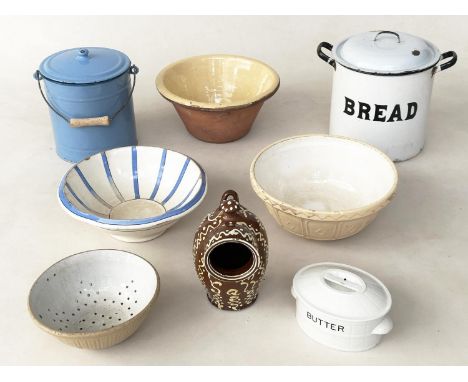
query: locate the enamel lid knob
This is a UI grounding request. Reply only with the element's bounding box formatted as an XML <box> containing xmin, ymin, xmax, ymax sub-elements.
<box><xmin>38</xmin><ymin>47</ymin><xmax>131</xmax><ymax>84</ymax></box>
<box><xmin>292</xmin><ymin>262</ymin><xmax>392</xmax><ymax>320</ymax></box>
<box><xmin>332</xmin><ymin>30</ymin><xmax>441</xmax><ymax>75</ymax></box>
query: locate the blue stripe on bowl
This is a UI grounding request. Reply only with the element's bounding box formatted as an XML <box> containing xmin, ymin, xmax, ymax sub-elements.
<box><xmin>65</xmin><ymin>183</ymin><xmax>102</xmax><ymax>216</ymax></box>
<box><xmin>169</xmin><ymin>175</ymin><xmax>202</xmax><ymax>211</ymax></box>
<box><xmin>132</xmin><ymin>146</ymin><xmax>140</xmax><ymax>199</ymax></box>
<box><xmin>74</xmin><ymin>167</ymin><xmax>113</xmax><ymax>210</ymax></box>
<box><xmin>162</xmin><ymin>158</ymin><xmax>190</xmax><ymax>205</ymax></box>
<box><xmin>101</xmin><ymin>152</ymin><xmax>125</xmax><ymax>202</ymax></box>
<box><xmin>149</xmin><ymin>148</ymin><xmax>167</xmax><ymax>200</ymax></box>
<box><xmin>58</xmin><ymin>147</ymin><xmax>207</xmax><ymax>226</ymax></box>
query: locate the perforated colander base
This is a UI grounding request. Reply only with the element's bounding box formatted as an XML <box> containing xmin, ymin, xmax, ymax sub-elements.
<box><xmin>29</xmin><ymin>250</ymin><xmax>158</xmax><ymax>334</ymax></box>
<box><xmin>35</xmin><ymin>278</ymin><xmax>142</xmax><ymax>333</ymax></box>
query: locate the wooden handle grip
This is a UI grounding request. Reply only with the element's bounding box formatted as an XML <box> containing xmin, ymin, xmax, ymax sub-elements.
<box><xmin>69</xmin><ymin>116</ymin><xmax>110</xmax><ymax>127</ymax></box>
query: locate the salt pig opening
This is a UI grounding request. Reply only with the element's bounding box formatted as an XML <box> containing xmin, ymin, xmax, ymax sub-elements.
<box><xmin>193</xmin><ymin>190</ymin><xmax>268</xmax><ymax>311</ymax></box>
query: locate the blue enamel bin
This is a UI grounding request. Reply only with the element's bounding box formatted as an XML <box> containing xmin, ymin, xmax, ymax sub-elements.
<box><xmin>34</xmin><ymin>47</ymin><xmax>138</xmax><ymax>162</ymax></box>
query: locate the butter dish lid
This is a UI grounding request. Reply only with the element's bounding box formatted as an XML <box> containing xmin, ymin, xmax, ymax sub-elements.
<box><xmin>39</xmin><ymin>47</ymin><xmax>131</xmax><ymax>84</ymax></box>
<box><xmin>332</xmin><ymin>30</ymin><xmax>440</xmax><ymax>75</ymax></box>
<box><xmin>292</xmin><ymin>262</ymin><xmax>392</xmax><ymax>320</ymax></box>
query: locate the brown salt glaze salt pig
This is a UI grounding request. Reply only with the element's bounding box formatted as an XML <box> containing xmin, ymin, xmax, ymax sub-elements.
<box><xmin>193</xmin><ymin>190</ymin><xmax>268</xmax><ymax>310</ymax></box>
<box><xmin>155</xmin><ymin>54</ymin><xmax>280</xmax><ymax>143</ymax></box>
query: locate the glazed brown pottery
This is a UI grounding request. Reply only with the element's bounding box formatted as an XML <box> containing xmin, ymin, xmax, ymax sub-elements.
<box><xmin>172</xmin><ymin>102</ymin><xmax>264</xmax><ymax>143</ymax></box>
<box><xmin>193</xmin><ymin>190</ymin><xmax>268</xmax><ymax>310</ymax></box>
<box><xmin>155</xmin><ymin>54</ymin><xmax>280</xmax><ymax>143</ymax></box>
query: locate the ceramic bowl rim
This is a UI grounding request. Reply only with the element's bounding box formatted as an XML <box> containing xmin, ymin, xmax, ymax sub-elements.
<box><xmin>28</xmin><ymin>249</ymin><xmax>160</xmax><ymax>339</ymax></box>
<box><xmin>155</xmin><ymin>54</ymin><xmax>280</xmax><ymax>111</ymax></box>
<box><xmin>57</xmin><ymin>145</ymin><xmax>208</xmax><ymax>229</ymax></box>
<box><xmin>292</xmin><ymin>262</ymin><xmax>392</xmax><ymax>323</ymax></box>
<box><xmin>250</xmin><ymin>134</ymin><xmax>398</xmax><ymax>220</ymax></box>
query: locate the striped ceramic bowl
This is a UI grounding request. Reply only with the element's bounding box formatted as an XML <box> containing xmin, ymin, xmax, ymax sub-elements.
<box><xmin>58</xmin><ymin>146</ymin><xmax>207</xmax><ymax>242</ymax></box>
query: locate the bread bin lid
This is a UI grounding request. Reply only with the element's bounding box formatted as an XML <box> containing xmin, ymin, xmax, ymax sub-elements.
<box><xmin>332</xmin><ymin>30</ymin><xmax>440</xmax><ymax>75</ymax></box>
<box><xmin>292</xmin><ymin>263</ymin><xmax>391</xmax><ymax>321</ymax></box>
<box><xmin>39</xmin><ymin>47</ymin><xmax>131</xmax><ymax>84</ymax></box>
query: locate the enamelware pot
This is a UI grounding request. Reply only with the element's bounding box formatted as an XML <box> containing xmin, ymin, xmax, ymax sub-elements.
<box><xmin>28</xmin><ymin>249</ymin><xmax>160</xmax><ymax>349</ymax></box>
<box><xmin>34</xmin><ymin>47</ymin><xmax>138</xmax><ymax>162</ymax></box>
<box><xmin>250</xmin><ymin>135</ymin><xmax>398</xmax><ymax>240</ymax></box>
<box><xmin>193</xmin><ymin>190</ymin><xmax>268</xmax><ymax>310</ymax></box>
<box><xmin>317</xmin><ymin>30</ymin><xmax>457</xmax><ymax>161</ymax></box>
<box><xmin>156</xmin><ymin>54</ymin><xmax>280</xmax><ymax>143</ymax></box>
<box><xmin>291</xmin><ymin>262</ymin><xmax>393</xmax><ymax>352</ymax></box>
<box><xmin>58</xmin><ymin>146</ymin><xmax>207</xmax><ymax>242</ymax></box>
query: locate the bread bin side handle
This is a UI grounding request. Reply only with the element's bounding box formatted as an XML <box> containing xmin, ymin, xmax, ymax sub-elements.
<box><xmin>433</xmin><ymin>51</ymin><xmax>457</xmax><ymax>75</ymax></box>
<box><xmin>317</xmin><ymin>42</ymin><xmax>336</xmax><ymax>70</ymax></box>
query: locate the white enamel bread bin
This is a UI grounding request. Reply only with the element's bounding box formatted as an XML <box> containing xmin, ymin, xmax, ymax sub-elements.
<box><xmin>317</xmin><ymin>30</ymin><xmax>457</xmax><ymax>161</ymax></box>
<box><xmin>291</xmin><ymin>262</ymin><xmax>393</xmax><ymax>352</ymax></box>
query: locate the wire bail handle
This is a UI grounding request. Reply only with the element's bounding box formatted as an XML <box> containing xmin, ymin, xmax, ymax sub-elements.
<box><xmin>34</xmin><ymin>65</ymin><xmax>139</xmax><ymax>127</ymax></box>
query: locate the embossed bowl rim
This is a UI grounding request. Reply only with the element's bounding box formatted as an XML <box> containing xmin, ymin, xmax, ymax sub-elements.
<box><xmin>250</xmin><ymin>134</ymin><xmax>398</xmax><ymax>221</ymax></box>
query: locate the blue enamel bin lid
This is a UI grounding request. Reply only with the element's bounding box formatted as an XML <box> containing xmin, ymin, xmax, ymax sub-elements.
<box><xmin>39</xmin><ymin>47</ymin><xmax>131</xmax><ymax>84</ymax></box>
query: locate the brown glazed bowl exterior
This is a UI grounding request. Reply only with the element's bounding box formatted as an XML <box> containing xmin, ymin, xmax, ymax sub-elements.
<box><xmin>172</xmin><ymin>101</ymin><xmax>264</xmax><ymax>143</ymax></box>
<box><xmin>156</xmin><ymin>54</ymin><xmax>280</xmax><ymax>143</ymax></box>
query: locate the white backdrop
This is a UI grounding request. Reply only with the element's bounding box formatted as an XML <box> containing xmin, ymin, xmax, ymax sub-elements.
<box><xmin>0</xmin><ymin>16</ymin><xmax>467</xmax><ymax>365</ymax></box>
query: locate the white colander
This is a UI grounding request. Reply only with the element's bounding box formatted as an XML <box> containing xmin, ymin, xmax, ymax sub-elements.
<box><xmin>28</xmin><ymin>249</ymin><xmax>160</xmax><ymax>349</ymax></box>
